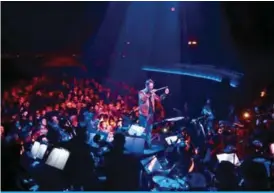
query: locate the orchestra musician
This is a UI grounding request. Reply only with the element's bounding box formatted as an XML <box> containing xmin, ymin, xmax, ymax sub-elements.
<box><xmin>138</xmin><ymin>79</ymin><xmax>169</xmax><ymax>149</ymax></box>
<box><xmin>227</xmin><ymin>105</ymin><xmax>239</xmax><ymax>124</ymax></box>
<box><xmin>167</xmin><ymin>128</ymin><xmax>197</xmax><ymax>176</ymax></box>
<box><xmin>201</xmin><ymin>99</ymin><xmax>215</xmax><ymax>136</ymax></box>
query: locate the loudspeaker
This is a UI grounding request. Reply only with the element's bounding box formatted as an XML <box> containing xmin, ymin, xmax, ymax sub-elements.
<box><xmin>125</xmin><ymin>136</ymin><xmax>145</xmax><ymax>154</ymax></box>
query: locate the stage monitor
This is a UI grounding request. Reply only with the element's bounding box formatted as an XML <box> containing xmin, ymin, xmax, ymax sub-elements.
<box><xmin>46</xmin><ymin>148</ymin><xmax>70</xmax><ymax>170</ymax></box>
<box><xmin>31</xmin><ymin>141</ymin><xmax>48</xmax><ymax>160</ymax></box>
<box><xmin>216</xmin><ymin>153</ymin><xmax>240</xmax><ymax>166</ymax></box>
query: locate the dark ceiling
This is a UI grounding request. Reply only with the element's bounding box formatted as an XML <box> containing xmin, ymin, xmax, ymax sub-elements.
<box><xmin>2</xmin><ymin>2</ymin><xmax>274</xmax><ymax>102</ymax></box>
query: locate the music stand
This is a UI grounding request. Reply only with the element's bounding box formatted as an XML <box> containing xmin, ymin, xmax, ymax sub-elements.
<box><xmin>46</xmin><ymin>148</ymin><xmax>70</xmax><ymax>170</ymax></box>
<box><xmin>216</xmin><ymin>153</ymin><xmax>240</xmax><ymax>166</ymax></box>
<box><xmin>128</xmin><ymin>125</ymin><xmax>145</xmax><ymax>137</ymax></box>
<box><xmin>141</xmin><ymin>155</ymin><xmax>162</xmax><ymax>175</ymax></box>
<box><xmin>165</xmin><ymin>136</ymin><xmax>181</xmax><ymax>145</ymax></box>
<box><xmin>30</xmin><ymin>141</ymin><xmax>48</xmax><ymax>160</ymax></box>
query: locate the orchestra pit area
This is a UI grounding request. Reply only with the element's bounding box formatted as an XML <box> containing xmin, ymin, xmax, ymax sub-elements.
<box><xmin>1</xmin><ymin>75</ymin><xmax>274</xmax><ymax>191</ymax></box>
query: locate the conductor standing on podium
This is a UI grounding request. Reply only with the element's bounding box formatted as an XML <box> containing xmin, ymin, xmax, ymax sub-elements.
<box><xmin>138</xmin><ymin>79</ymin><xmax>169</xmax><ymax>149</ymax></box>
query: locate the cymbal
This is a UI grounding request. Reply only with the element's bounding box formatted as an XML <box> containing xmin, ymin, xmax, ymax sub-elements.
<box><xmin>165</xmin><ymin>116</ymin><xmax>184</xmax><ymax>122</ymax></box>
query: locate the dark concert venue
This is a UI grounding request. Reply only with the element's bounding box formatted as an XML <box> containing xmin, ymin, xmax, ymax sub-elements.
<box><xmin>1</xmin><ymin>1</ymin><xmax>274</xmax><ymax>191</ymax></box>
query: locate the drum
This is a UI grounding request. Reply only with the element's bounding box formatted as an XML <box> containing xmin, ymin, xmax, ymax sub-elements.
<box><xmin>152</xmin><ymin>175</ymin><xmax>181</xmax><ymax>191</ymax></box>
<box><xmin>186</xmin><ymin>172</ymin><xmax>207</xmax><ymax>190</ymax></box>
<box><xmin>253</xmin><ymin>157</ymin><xmax>272</xmax><ymax>177</ymax></box>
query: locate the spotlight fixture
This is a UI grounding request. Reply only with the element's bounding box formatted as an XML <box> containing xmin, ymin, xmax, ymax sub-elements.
<box><xmin>260</xmin><ymin>90</ymin><xmax>266</xmax><ymax>97</ymax></box>
<box><xmin>188</xmin><ymin>41</ymin><xmax>198</xmax><ymax>45</ymax></box>
<box><xmin>243</xmin><ymin>112</ymin><xmax>250</xmax><ymax>119</ymax></box>
<box><xmin>162</xmin><ymin>127</ymin><xmax>169</xmax><ymax>133</ymax></box>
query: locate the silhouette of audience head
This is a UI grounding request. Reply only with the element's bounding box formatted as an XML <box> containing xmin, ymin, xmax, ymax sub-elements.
<box><xmin>215</xmin><ymin>161</ymin><xmax>238</xmax><ymax>190</ymax></box>
<box><xmin>112</xmin><ymin>133</ymin><xmax>125</xmax><ymax>151</ymax></box>
<box><xmin>241</xmin><ymin>160</ymin><xmax>269</xmax><ymax>190</ymax></box>
<box><xmin>75</xmin><ymin>128</ymin><xmax>87</xmax><ymax>142</ymax></box>
<box><xmin>93</xmin><ymin>134</ymin><xmax>102</xmax><ymax>144</ymax></box>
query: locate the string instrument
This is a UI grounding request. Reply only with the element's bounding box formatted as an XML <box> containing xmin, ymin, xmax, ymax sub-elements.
<box><xmin>202</xmin><ymin>107</ymin><xmax>215</xmax><ymax>121</ymax></box>
<box><xmin>184</xmin><ymin>135</ymin><xmax>192</xmax><ymax>151</ymax></box>
<box><xmin>175</xmin><ymin>133</ymin><xmax>194</xmax><ymax>153</ymax></box>
<box><xmin>191</xmin><ymin>116</ymin><xmax>207</xmax><ymax>138</ymax></box>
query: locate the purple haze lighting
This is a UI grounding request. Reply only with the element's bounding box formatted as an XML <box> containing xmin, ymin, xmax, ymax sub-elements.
<box><xmin>171</xmin><ymin>7</ymin><xmax>175</xmax><ymax>12</ymax></box>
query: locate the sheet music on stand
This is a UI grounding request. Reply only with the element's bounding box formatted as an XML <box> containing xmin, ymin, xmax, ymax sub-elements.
<box><xmin>46</xmin><ymin>148</ymin><xmax>70</xmax><ymax>170</ymax></box>
<box><xmin>31</xmin><ymin>141</ymin><xmax>48</xmax><ymax>159</ymax></box>
<box><xmin>165</xmin><ymin>136</ymin><xmax>181</xmax><ymax>145</ymax></box>
<box><xmin>216</xmin><ymin>153</ymin><xmax>240</xmax><ymax>166</ymax></box>
<box><xmin>128</xmin><ymin>125</ymin><xmax>145</xmax><ymax>137</ymax></box>
<box><xmin>124</xmin><ymin>136</ymin><xmax>145</xmax><ymax>154</ymax></box>
<box><xmin>141</xmin><ymin>155</ymin><xmax>162</xmax><ymax>174</ymax></box>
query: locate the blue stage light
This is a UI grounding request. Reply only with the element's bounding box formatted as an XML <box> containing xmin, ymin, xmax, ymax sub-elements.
<box><xmin>142</xmin><ymin>67</ymin><xmax>222</xmax><ymax>82</ymax></box>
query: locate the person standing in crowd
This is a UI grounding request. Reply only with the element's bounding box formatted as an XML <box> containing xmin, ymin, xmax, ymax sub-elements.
<box><xmin>201</xmin><ymin>98</ymin><xmax>215</xmax><ymax>136</ymax></box>
<box><xmin>227</xmin><ymin>105</ymin><xmax>239</xmax><ymax>124</ymax></box>
<box><xmin>104</xmin><ymin>133</ymin><xmax>141</xmax><ymax>191</ymax></box>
